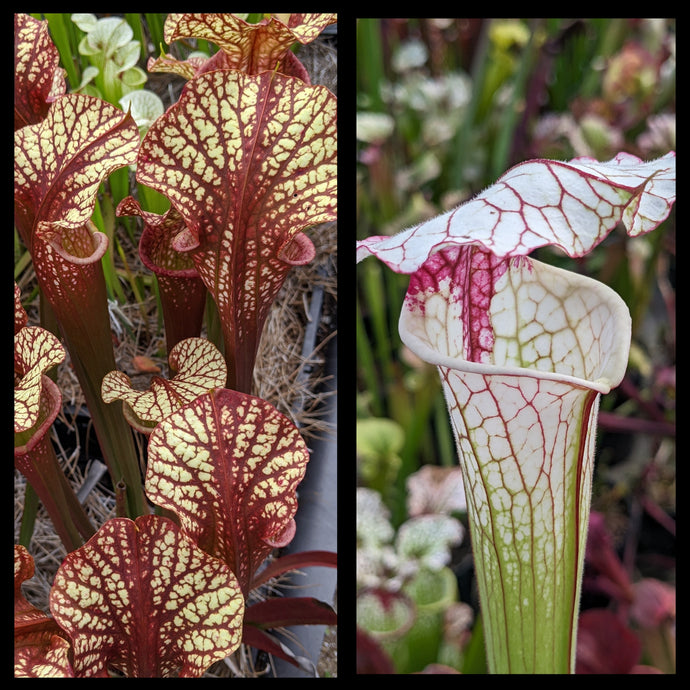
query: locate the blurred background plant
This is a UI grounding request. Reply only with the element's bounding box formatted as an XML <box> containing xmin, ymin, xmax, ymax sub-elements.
<box><xmin>70</xmin><ymin>14</ymin><xmax>159</xmax><ymax>109</ymax></box>
<box><xmin>356</xmin><ymin>18</ymin><xmax>675</xmax><ymax>674</ymax></box>
<box><xmin>356</xmin><ymin>471</ymin><xmax>471</xmax><ymax>673</ymax></box>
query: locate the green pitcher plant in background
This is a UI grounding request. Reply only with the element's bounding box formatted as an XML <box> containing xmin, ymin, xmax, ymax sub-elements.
<box><xmin>357</xmin><ymin>152</ymin><xmax>676</xmax><ymax>673</ymax></box>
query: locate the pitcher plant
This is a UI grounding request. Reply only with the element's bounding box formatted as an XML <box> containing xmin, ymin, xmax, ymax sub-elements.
<box><xmin>357</xmin><ymin>152</ymin><xmax>676</xmax><ymax>673</ymax></box>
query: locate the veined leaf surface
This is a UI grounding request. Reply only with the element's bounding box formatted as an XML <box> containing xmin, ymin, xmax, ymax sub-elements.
<box><xmin>357</xmin><ymin>152</ymin><xmax>676</xmax><ymax>273</ymax></box>
<box><xmin>13</xmin><ymin>89</ymin><xmax>145</xmax><ymax>509</ymax></box>
<box><xmin>102</xmin><ymin>337</ymin><xmax>227</xmax><ymax>433</ymax></box>
<box><xmin>149</xmin><ymin>48</ymin><xmax>310</xmax><ymax>84</ymax></box>
<box><xmin>118</xmin><ymin>198</ymin><xmax>198</xmax><ymax>274</ymax></box>
<box><xmin>14</xmin><ymin>282</ymin><xmax>64</xmax><ymax>438</ymax></box>
<box><xmin>14</xmin><ymin>326</ymin><xmax>65</xmax><ymax>434</ymax></box>
<box><xmin>49</xmin><ymin>515</ymin><xmax>245</xmax><ymax>678</ymax></box>
<box><xmin>14</xmin><ymin>545</ymin><xmax>73</xmax><ymax>678</ymax></box>
<box><xmin>15</xmin><ymin>285</ymin><xmax>96</xmax><ymax>550</ymax></box>
<box><xmin>136</xmin><ymin>68</ymin><xmax>336</xmax><ymax>391</ymax></box>
<box><xmin>161</xmin><ymin>13</ymin><xmax>336</xmax><ymax>75</ymax></box>
<box><xmin>145</xmin><ymin>388</ymin><xmax>310</xmax><ymax>594</ymax></box>
<box><xmin>14</xmin><ymin>283</ymin><xmax>28</xmax><ymax>333</ymax></box>
<box><xmin>14</xmin><ymin>93</ymin><xmax>139</xmax><ymax>251</ymax></box>
<box><xmin>14</xmin><ymin>13</ymin><xmax>65</xmax><ymax>130</ymax></box>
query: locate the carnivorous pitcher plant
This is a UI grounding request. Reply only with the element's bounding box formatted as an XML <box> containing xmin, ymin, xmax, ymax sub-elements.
<box><xmin>119</xmin><ymin>13</ymin><xmax>338</xmax><ymax>393</ymax></box>
<box><xmin>15</xmin><ymin>13</ymin><xmax>337</xmax><ymax>677</ymax></box>
<box><xmin>357</xmin><ymin>152</ymin><xmax>676</xmax><ymax>673</ymax></box>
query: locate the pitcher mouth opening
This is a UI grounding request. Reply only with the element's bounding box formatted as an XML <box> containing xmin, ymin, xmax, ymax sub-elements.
<box><xmin>404</xmin><ymin>329</ymin><xmax>615</xmax><ymax>394</ymax></box>
<box><xmin>278</xmin><ymin>231</ymin><xmax>316</xmax><ymax>266</ymax></box>
<box><xmin>399</xmin><ymin>253</ymin><xmax>632</xmax><ymax>397</ymax></box>
<box><xmin>399</xmin><ymin>307</ymin><xmax>623</xmax><ymax>395</ymax></box>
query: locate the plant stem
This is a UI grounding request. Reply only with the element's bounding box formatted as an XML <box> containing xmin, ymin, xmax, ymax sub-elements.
<box><xmin>32</xmin><ymin>230</ymin><xmax>149</xmax><ymax>518</ymax></box>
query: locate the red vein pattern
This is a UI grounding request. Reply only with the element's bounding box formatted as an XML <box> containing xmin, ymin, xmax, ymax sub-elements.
<box><xmin>136</xmin><ymin>68</ymin><xmax>336</xmax><ymax>391</ymax></box>
<box><xmin>405</xmin><ymin>246</ymin><xmax>510</xmax><ymax>364</ymax></box>
<box><xmin>117</xmin><ymin>198</ymin><xmax>208</xmax><ymax>355</ymax></box>
<box><xmin>359</xmin><ymin>148</ymin><xmax>675</xmax><ymax>673</ymax></box>
<box><xmin>145</xmin><ymin>389</ymin><xmax>310</xmax><ymax>595</ymax></box>
<box><xmin>357</xmin><ymin>152</ymin><xmax>675</xmax><ymax>273</ymax></box>
<box><xmin>50</xmin><ymin>516</ymin><xmax>245</xmax><ymax>678</ymax></box>
<box><xmin>14</xmin><ymin>545</ymin><xmax>73</xmax><ymax>678</ymax></box>
<box><xmin>14</xmin><ymin>326</ymin><xmax>65</xmax><ymax>433</ymax></box>
<box><xmin>397</xmin><ymin>244</ymin><xmax>635</xmax><ymax>672</ymax></box>
<box><xmin>14</xmin><ymin>90</ymin><xmax>148</xmax><ymax>518</ymax></box>
<box><xmin>162</xmin><ymin>13</ymin><xmax>336</xmax><ymax>75</ymax></box>
<box><xmin>440</xmin><ymin>365</ymin><xmax>599</xmax><ymax>671</ymax></box>
<box><xmin>14</xmin><ymin>13</ymin><xmax>65</xmax><ymax>130</ymax></box>
<box><xmin>15</xmin><ymin>94</ymin><xmax>139</xmax><ymax>251</ymax></box>
<box><xmin>102</xmin><ymin>337</ymin><xmax>227</xmax><ymax>433</ymax></box>
<box><xmin>401</xmin><ymin>245</ymin><xmax>631</xmax><ymax>389</ymax></box>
